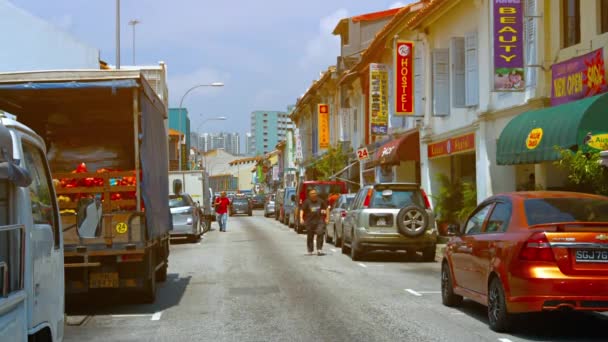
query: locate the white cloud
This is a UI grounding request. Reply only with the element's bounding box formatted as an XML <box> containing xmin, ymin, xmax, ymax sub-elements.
<box><xmin>252</xmin><ymin>88</ymin><xmax>281</xmax><ymax>109</ymax></box>
<box><xmin>299</xmin><ymin>8</ymin><xmax>348</xmax><ymax>69</ymax></box>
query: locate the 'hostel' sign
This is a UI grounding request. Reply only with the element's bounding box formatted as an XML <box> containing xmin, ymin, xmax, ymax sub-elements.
<box><xmin>318</xmin><ymin>104</ymin><xmax>330</xmax><ymax>149</ymax></box>
<box><xmin>493</xmin><ymin>0</ymin><xmax>525</xmax><ymax>91</ymax></box>
<box><xmin>395</xmin><ymin>40</ymin><xmax>414</xmax><ymax>115</ymax></box>
<box><xmin>551</xmin><ymin>48</ymin><xmax>607</xmax><ymax>106</ymax></box>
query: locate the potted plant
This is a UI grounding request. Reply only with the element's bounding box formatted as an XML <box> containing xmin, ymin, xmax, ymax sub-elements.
<box><xmin>457</xmin><ymin>181</ymin><xmax>477</xmax><ymax>223</ymax></box>
<box><xmin>432</xmin><ymin>174</ymin><xmax>463</xmax><ymax>236</ymax></box>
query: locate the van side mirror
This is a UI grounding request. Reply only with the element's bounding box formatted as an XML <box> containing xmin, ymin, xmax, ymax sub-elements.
<box><xmin>447</xmin><ymin>223</ymin><xmax>461</xmax><ymax>236</ymax></box>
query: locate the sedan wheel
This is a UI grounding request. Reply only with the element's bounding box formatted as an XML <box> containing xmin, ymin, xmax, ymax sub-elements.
<box><xmin>350</xmin><ymin>236</ymin><xmax>363</xmax><ymax>261</ymax></box>
<box><xmin>334</xmin><ymin>226</ymin><xmax>341</xmax><ymax>247</ymax></box>
<box><xmin>488</xmin><ymin>278</ymin><xmax>512</xmax><ymax>332</ymax></box>
<box><xmin>441</xmin><ymin>262</ymin><xmax>463</xmax><ymax>307</ymax></box>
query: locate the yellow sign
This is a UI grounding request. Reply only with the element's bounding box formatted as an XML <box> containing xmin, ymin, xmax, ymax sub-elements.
<box><xmin>525</xmin><ymin>128</ymin><xmax>543</xmax><ymax>150</ymax></box>
<box><xmin>369</xmin><ymin>63</ymin><xmax>389</xmax><ymax>135</ymax></box>
<box><xmin>115</xmin><ymin>222</ymin><xmax>128</xmax><ymax>234</ymax></box>
<box><xmin>318</xmin><ymin>104</ymin><xmax>330</xmax><ymax>149</ymax></box>
<box><xmin>587</xmin><ymin>133</ymin><xmax>608</xmax><ymax>150</ymax></box>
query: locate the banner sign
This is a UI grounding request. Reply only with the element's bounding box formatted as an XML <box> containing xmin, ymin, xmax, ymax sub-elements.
<box><xmin>369</xmin><ymin>63</ymin><xmax>389</xmax><ymax>135</ymax></box>
<box><xmin>286</xmin><ymin>130</ymin><xmax>295</xmax><ymax>168</ymax></box>
<box><xmin>428</xmin><ymin>133</ymin><xmax>475</xmax><ymax>159</ymax></box>
<box><xmin>551</xmin><ymin>48</ymin><xmax>607</xmax><ymax>106</ymax></box>
<box><xmin>272</xmin><ymin>165</ymin><xmax>279</xmax><ymax>181</ymax></box>
<box><xmin>181</xmin><ymin>143</ymin><xmax>188</xmax><ymax>170</ymax></box>
<box><xmin>318</xmin><ymin>104</ymin><xmax>330</xmax><ymax>148</ymax></box>
<box><xmin>395</xmin><ymin>40</ymin><xmax>414</xmax><ymax>115</ymax></box>
<box><xmin>493</xmin><ymin>0</ymin><xmax>525</xmax><ymax>91</ymax></box>
<box><xmin>295</xmin><ymin>128</ymin><xmax>303</xmax><ymax>161</ymax></box>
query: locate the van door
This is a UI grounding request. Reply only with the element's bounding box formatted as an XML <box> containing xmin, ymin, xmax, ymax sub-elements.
<box><xmin>20</xmin><ymin>141</ymin><xmax>64</xmax><ymax>340</ymax></box>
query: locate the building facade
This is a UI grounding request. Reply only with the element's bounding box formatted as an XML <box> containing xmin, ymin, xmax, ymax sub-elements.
<box><xmin>196</xmin><ymin>132</ymin><xmax>241</xmax><ymax>155</ymax></box>
<box><xmin>250</xmin><ymin>110</ymin><xmax>294</xmax><ymax>156</ymax></box>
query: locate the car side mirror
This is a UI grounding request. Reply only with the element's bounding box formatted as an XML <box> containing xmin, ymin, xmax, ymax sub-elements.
<box><xmin>446</xmin><ymin>223</ymin><xmax>461</xmax><ymax>236</ymax></box>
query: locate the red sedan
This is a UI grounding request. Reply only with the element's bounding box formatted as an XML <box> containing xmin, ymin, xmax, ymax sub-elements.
<box><xmin>441</xmin><ymin>191</ymin><xmax>608</xmax><ymax>332</ymax></box>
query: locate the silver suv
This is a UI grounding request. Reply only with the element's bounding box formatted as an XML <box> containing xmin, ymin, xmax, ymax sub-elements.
<box><xmin>341</xmin><ymin>183</ymin><xmax>438</xmax><ymax>261</ymax></box>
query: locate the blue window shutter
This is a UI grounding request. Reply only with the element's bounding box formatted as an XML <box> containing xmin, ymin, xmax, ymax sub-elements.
<box><xmin>432</xmin><ymin>49</ymin><xmax>450</xmax><ymax>116</ymax></box>
<box><xmin>414</xmin><ymin>44</ymin><xmax>425</xmax><ymax>116</ymax></box>
<box><xmin>525</xmin><ymin>0</ymin><xmax>537</xmax><ymax>87</ymax></box>
<box><xmin>465</xmin><ymin>31</ymin><xmax>479</xmax><ymax>106</ymax></box>
<box><xmin>450</xmin><ymin>37</ymin><xmax>465</xmax><ymax>108</ymax></box>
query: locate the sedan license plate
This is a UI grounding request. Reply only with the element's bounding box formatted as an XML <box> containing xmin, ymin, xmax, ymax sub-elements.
<box><xmin>575</xmin><ymin>249</ymin><xmax>608</xmax><ymax>263</ymax></box>
<box><xmin>89</xmin><ymin>272</ymin><xmax>119</xmax><ymax>288</ymax></box>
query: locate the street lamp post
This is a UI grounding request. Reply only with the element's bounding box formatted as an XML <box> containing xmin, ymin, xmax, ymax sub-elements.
<box><xmin>177</xmin><ymin>83</ymin><xmax>224</xmax><ymax>171</ymax></box>
<box><xmin>128</xmin><ymin>19</ymin><xmax>141</xmax><ymax>65</ymax></box>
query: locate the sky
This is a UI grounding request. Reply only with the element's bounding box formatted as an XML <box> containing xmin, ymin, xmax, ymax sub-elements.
<box><xmin>11</xmin><ymin>0</ymin><xmax>414</xmax><ymax>147</ymax></box>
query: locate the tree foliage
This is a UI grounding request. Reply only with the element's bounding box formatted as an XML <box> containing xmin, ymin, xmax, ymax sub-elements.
<box><xmin>554</xmin><ymin>147</ymin><xmax>608</xmax><ymax>196</ymax></box>
<box><xmin>432</xmin><ymin>174</ymin><xmax>478</xmax><ymax>224</ymax></box>
<box><xmin>310</xmin><ymin>145</ymin><xmax>350</xmax><ymax>181</ymax></box>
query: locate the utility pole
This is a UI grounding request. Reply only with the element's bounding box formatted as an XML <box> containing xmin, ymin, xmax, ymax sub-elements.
<box><xmin>128</xmin><ymin>19</ymin><xmax>141</xmax><ymax>65</ymax></box>
<box><xmin>116</xmin><ymin>0</ymin><xmax>121</xmax><ymax>69</ymax></box>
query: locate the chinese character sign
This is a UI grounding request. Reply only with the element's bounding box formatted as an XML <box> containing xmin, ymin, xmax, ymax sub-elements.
<box><xmin>395</xmin><ymin>41</ymin><xmax>414</xmax><ymax>115</ymax></box>
<box><xmin>551</xmin><ymin>48</ymin><xmax>607</xmax><ymax>106</ymax></box>
<box><xmin>295</xmin><ymin>128</ymin><xmax>303</xmax><ymax>161</ymax></box>
<box><xmin>318</xmin><ymin>104</ymin><xmax>330</xmax><ymax>149</ymax></box>
<box><xmin>493</xmin><ymin>0</ymin><xmax>525</xmax><ymax>91</ymax></box>
<box><xmin>369</xmin><ymin>63</ymin><xmax>389</xmax><ymax>135</ymax></box>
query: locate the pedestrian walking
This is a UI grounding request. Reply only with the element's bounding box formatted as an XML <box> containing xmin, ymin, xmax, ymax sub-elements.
<box><xmin>300</xmin><ymin>188</ymin><xmax>328</xmax><ymax>255</ymax></box>
<box><xmin>213</xmin><ymin>191</ymin><xmax>230</xmax><ymax>232</ymax></box>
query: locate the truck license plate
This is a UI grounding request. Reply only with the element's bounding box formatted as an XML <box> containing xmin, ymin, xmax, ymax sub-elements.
<box><xmin>90</xmin><ymin>272</ymin><xmax>119</xmax><ymax>288</ymax></box>
<box><xmin>575</xmin><ymin>250</ymin><xmax>608</xmax><ymax>263</ymax></box>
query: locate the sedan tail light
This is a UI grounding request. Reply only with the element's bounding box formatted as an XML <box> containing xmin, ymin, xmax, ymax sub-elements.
<box><xmin>420</xmin><ymin>189</ymin><xmax>431</xmax><ymax>209</ymax></box>
<box><xmin>519</xmin><ymin>232</ymin><xmax>555</xmax><ymax>262</ymax></box>
<box><xmin>341</xmin><ymin>211</ymin><xmax>347</xmax><ymax>218</ymax></box>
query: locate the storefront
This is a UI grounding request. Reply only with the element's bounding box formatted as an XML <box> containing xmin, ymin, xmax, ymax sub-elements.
<box><xmin>370</xmin><ymin>129</ymin><xmax>420</xmax><ymax>184</ymax></box>
<box><xmin>426</xmin><ymin>132</ymin><xmax>477</xmax><ymax>187</ymax></box>
<box><xmin>496</xmin><ymin>93</ymin><xmax>608</xmax><ymax>190</ymax></box>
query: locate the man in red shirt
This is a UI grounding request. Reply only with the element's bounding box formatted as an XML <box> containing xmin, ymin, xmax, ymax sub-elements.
<box><xmin>213</xmin><ymin>191</ymin><xmax>231</xmax><ymax>232</ymax></box>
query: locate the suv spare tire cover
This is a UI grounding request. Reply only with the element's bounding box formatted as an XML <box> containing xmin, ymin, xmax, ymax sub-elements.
<box><xmin>397</xmin><ymin>205</ymin><xmax>429</xmax><ymax>237</ymax></box>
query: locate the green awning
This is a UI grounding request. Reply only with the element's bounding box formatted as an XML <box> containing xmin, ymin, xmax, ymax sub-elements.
<box><xmin>497</xmin><ymin>93</ymin><xmax>608</xmax><ymax>165</ymax></box>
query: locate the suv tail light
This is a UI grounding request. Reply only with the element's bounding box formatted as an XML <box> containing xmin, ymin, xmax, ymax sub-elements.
<box><xmin>519</xmin><ymin>232</ymin><xmax>555</xmax><ymax>262</ymax></box>
<box><xmin>341</xmin><ymin>211</ymin><xmax>347</xmax><ymax>218</ymax></box>
<box><xmin>363</xmin><ymin>188</ymin><xmax>373</xmax><ymax>207</ymax></box>
<box><xmin>420</xmin><ymin>189</ymin><xmax>431</xmax><ymax>209</ymax></box>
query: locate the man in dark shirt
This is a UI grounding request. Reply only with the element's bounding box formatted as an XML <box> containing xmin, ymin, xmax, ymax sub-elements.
<box><xmin>300</xmin><ymin>189</ymin><xmax>328</xmax><ymax>255</ymax></box>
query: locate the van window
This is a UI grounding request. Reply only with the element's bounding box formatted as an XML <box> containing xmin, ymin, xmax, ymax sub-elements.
<box><xmin>22</xmin><ymin>142</ymin><xmax>60</xmax><ymax>248</ymax></box>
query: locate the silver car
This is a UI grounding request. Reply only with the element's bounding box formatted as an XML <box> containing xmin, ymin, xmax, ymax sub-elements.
<box><xmin>341</xmin><ymin>183</ymin><xmax>438</xmax><ymax>261</ymax></box>
<box><xmin>264</xmin><ymin>194</ymin><xmax>276</xmax><ymax>217</ymax></box>
<box><xmin>326</xmin><ymin>194</ymin><xmax>356</xmax><ymax>247</ymax></box>
<box><xmin>169</xmin><ymin>193</ymin><xmax>202</xmax><ymax>242</ymax></box>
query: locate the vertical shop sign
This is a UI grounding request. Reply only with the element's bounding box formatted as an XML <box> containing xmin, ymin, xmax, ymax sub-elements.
<box><xmin>551</xmin><ymin>48</ymin><xmax>607</xmax><ymax>106</ymax></box>
<box><xmin>395</xmin><ymin>40</ymin><xmax>414</xmax><ymax>115</ymax></box>
<box><xmin>369</xmin><ymin>63</ymin><xmax>389</xmax><ymax>135</ymax></box>
<box><xmin>294</xmin><ymin>128</ymin><xmax>303</xmax><ymax>161</ymax></box>
<box><xmin>493</xmin><ymin>0</ymin><xmax>525</xmax><ymax>91</ymax></box>
<box><xmin>318</xmin><ymin>104</ymin><xmax>330</xmax><ymax>148</ymax></box>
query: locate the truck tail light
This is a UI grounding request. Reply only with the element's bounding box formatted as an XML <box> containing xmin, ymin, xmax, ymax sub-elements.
<box><xmin>519</xmin><ymin>232</ymin><xmax>555</xmax><ymax>262</ymax></box>
<box><xmin>117</xmin><ymin>254</ymin><xmax>144</xmax><ymax>263</ymax></box>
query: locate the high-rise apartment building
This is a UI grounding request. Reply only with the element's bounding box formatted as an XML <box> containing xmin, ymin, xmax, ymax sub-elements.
<box><xmin>250</xmin><ymin>110</ymin><xmax>295</xmax><ymax>155</ymax></box>
<box><xmin>245</xmin><ymin>132</ymin><xmax>254</xmax><ymax>156</ymax></box>
<box><xmin>196</xmin><ymin>132</ymin><xmax>241</xmax><ymax>155</ymax></box>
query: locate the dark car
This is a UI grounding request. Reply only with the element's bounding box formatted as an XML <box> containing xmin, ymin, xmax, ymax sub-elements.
<box><xmin>251</xmin><ymin>194</ymin><xmax>266</xmax><ymax>210</ymax></box>
<box><xmin>230</xmin><ymin>197</ymin><xmax>253</xmax><ymax>216</ymax></box>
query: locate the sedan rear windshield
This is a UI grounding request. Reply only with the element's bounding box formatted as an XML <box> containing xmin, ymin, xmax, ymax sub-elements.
<box><xmin>369</xmin><ymin>190</ymin><xmax>424</xmax><ymax>209</ymax></box>
<box><xmin>169</xmin><ymin>196</ymin><xmax>190</xmax><ymax>208</ymax></box>
<box><xmin>525</xmin><ymin>198</ymin><xmax>608</xmax><ymax>226</ymax></box>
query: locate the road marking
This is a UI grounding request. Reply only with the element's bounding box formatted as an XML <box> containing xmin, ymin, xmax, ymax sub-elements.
<box><xmin>151</xmin><ymin>311</ymin><xmax>163</xmax><ymax>321</ymax></box>
<box><xmin>498</xmin><ymin>339</ymin><xmax>513</xmax><ymax>342</ymax></box>
<box><xmin>357</xmin><ymin>263</ymin><xmax>367</xmax><ymax>268</ymax></box>
<box><xmin>404</xmin><ymin>289</ymin><xmax>422</xmax><ymax>296</ymax></box>
<box><xmin>418</xmin><ymin>291</ymin><xmax>441</xmax><ymax>294</ymax></box>
<box><xmin>331</xmin><ymin>249</ymin><xmax>337</xmax><ymax>253</ymax></box>
<box><xmin>111</xmin><ymin>314</ymin><xmax>152</xmax><ymax>318</ymax></box>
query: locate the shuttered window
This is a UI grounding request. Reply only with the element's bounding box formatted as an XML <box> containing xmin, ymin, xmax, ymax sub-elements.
<box><xmin>450</xmin><ymin>37</ymin><xmax>466</xmax><ymax>108</ymax></box>
<box><xmin>414</xmin><ymin>44</ymin><xmax>425</xmax><ymax>116</ymax></box>
<box><xmin>465</xmin><ymin>31</ymin><xmax>479</xmax><ymax>106</ymax></box>
<box><xmin>432</xmin><ymin>49</ymin><xmax>450</xmax><ymax>116</ymax></box>
<box><xmin>526</xmin><ymin>0</ymin><xmax>537</xmax><ymax>87</ymax></box>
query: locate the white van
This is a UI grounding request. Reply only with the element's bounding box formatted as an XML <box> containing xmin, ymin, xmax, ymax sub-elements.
<box><xmin>0</xmin><ymin>116</ymin><xmax>64</xmax><ymax>342</ymax></box>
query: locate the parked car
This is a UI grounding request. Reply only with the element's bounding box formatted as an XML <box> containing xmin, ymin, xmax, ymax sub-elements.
<box><xmin>294</xmin><ymin>181</ymin><xmax>347</xmax><ymax>233</ymax></box>
<box><xmin>251</xmin><ymin>194</ymin><xmax>266</xmax><ymax>210</ymax></box>
<box><xmin>326</xmin><ymin>194</ymin><xmax>356</xmax><ymax>246</ymax></box>
<box><xmin>169</xmin><ymin>193</ymin><xmax>202</xmax><ymax>242</ymax></box>
<box><xmin>441</xmin><ymin>191</ymin><xmax>608</xmax><ymax>332</ymax></box>
<box><xmin>282</xmin><ymin>187</ymin><xmax>296</xmax><ymax>227</ymax></box>
<box><xmin>264</xmin><ymin>194</ymin><xmax>276</xmax><ymax>217</ymax></box>
<box><xmin>230</xmin><ymin>197</ymin><xmax>253</xmax><ymax>216</ymax></box>
<box><xmin>341</xmin><ymin>183</ymin><xmax>437</xmax><ymax>261</ymax></box>
<box><xmin>275</xmin><ymin>188</ymin><xmax>286</xmax><ymax>221</ymax></box>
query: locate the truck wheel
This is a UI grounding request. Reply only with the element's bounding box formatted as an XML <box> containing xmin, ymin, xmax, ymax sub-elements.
<box><xmin>156</xmin><ymin>264</ymin><xmax>168</xmax><ymax>282</ymax></box>
<box><xmin>142</xmin><ymin>270</ymin><xmax>156</xmax><ymax>303</ymax></box>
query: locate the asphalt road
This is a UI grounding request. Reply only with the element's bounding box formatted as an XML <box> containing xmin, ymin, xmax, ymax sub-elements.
<box><xmin>64</xmin><ymin>211</ymin><xmax>608</xmax><ymax>342</ymax></box>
